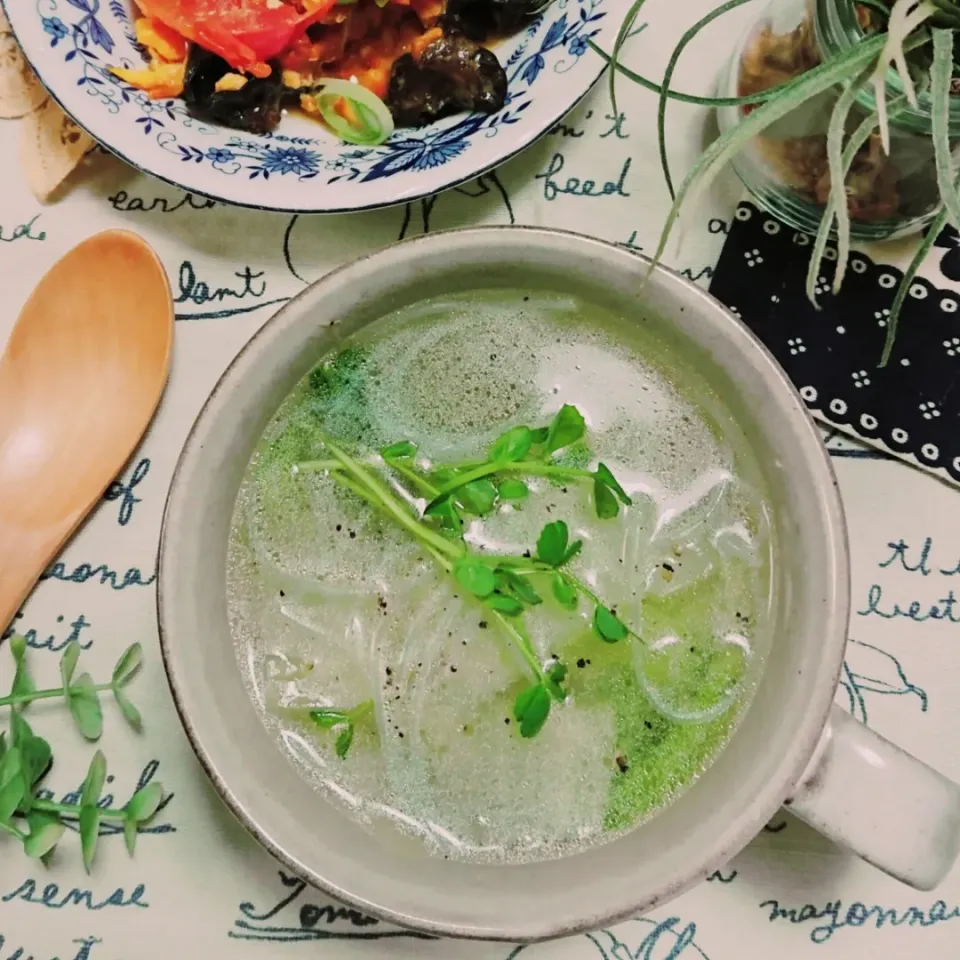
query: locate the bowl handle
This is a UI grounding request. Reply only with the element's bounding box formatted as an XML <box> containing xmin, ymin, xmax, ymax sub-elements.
<box><xmin>786</xmin><ymin>704</ymin><xmax>960</xmax><ymax>889</ymax></box>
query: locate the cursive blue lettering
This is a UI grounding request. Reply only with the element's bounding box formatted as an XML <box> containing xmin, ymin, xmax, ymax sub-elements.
<box><xmin>681</xmin><ymin>265</ymin><xmax>714</xmax><ymax>283</ymax></box>
<box><xmin>2</xmin><ymin>879</ymin><xmax>147</xmax><ymax>909</ymax></box>
<box><xmin>0</xmin><ymin>612</ymin><xmax>94</xmax><ymax>651</ymax></box>
<box><xmin>549</xmin><ymin>121</ymin><xmax>585</xmax><ymax>138</ymax></box>
<box><xmin>175</xmin><ymin>260</ymin><xmax>267</xmax><ymax>306</ymax></box>
<box><xmin>0</xmin><ymin>935</ymin><xmax>99</xmax><ymax>960</ymax></box>
<box><xmin>40</xmin><ymin>561</ymin><xmax>155</xmax><ymax>589</ymax></box>
<box><xmin>0</xmin><ymin>215</ymin><xmax>46</xmax><ymax>244</ymax></box>
<box><xmin>108</xmin><ymin>190</ymin><xmax>216</xmax><ymax>213</ymax></box>
<box><xmin>760</xmin><ymin>897</ymin><xmax>960</xmax><ymax>943</ymax></box>
<box><xmin>535</xmin><ymin>153</ymin><xmax>631</xmax><ymax>202</ymax></box>
<box><xmin>857</xmin><ymin>584</ymin><xmax>960</xmax><ymax>623</ymax></box>
<box><xmin>599</xmin><ymin>111</ymin><xmax>629</xmax><ymax>139</ymax></box>
<box><xmin>231</xmin><ymin>870</ymin><xmax>431</xmax><ymax>942</ymax></box>
<box><xmin>879</xmin><ymin>537</ymin><xmax>932</xmax><ymax>575</ymax></box>
<box><xmin>103</xmin><ymin>457</ymin><xmax>150</xmax><ymax>526</ymax></box>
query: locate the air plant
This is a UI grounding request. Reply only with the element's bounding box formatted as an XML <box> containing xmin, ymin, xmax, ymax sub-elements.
<box><xmin>593</xmin><ymin>0</ymin><xmax>960</xmax><ymax>364</ymax></box>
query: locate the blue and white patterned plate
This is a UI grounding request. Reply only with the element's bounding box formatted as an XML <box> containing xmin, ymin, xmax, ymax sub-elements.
<box><xmin>6</xmin><ymin>0</ymin><xmax>619</xmax><ymax>211</ymax></box>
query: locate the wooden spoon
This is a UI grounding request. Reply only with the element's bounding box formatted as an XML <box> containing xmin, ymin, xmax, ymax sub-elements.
<box><xmin>0</xmin><ymin>231</ymin><xmax>173</xmax><ymax>632</ymax></box>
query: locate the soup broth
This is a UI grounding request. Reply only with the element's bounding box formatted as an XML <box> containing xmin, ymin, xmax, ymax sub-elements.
<box><xmin>226</xmin><ymin>288</ymin><xmax>775</xmax><ymax>864</ymax></box>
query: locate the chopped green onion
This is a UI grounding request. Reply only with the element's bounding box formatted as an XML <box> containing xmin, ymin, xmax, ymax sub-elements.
<box><xmin>313</xmin><ymin>79</ymin><xmax>395</xmax><ymax>146</ymax></box>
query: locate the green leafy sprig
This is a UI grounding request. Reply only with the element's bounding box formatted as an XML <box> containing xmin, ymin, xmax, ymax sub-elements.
<box><xmin>0</xmin><ymin>638</ymin><xmax>163</xmax><ymax>868</ymax></box>
<box><xmin>292</xmin><ymin>405</ymin><xmax>642</xmax><ymax>742</ymax></box>
<box><xmin>308</xmin><ymin>700</ymin><xmax>374</xmax><ymax>758</ymax></box>
<box><xmin>298</xmin><ymin>405</ymin><xmax>633</xmax><ymax>536</ymax></box>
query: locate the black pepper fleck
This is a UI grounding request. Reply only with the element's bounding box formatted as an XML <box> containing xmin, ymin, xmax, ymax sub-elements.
<box><xmin>615</xmin><ymin>755</ymin><xmax>629</xmax><ymax>773</ymax></box>
<box><xmin>644</xmin><ymin>720</ymin><xmax>653</xmax><ymax>729</ymax></box>
<box><xmin>577</xmin><ymin>658</ymin><xmax>587</xmax><ymax>668</ymax></box>
<box><xmin>479</xmin><ymin>620</ymin><xmax>488</xmax><ymax>629</ymax></box>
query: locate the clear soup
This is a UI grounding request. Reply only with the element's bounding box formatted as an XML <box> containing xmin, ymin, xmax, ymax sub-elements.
<box><xmin>226</xmin><ymin>287</ymin><xmax>775</xmax><ymax>864</ymax></box>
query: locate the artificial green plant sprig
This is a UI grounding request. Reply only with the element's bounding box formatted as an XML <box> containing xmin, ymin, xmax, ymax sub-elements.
<box><xmin>292</xmin><ymin>405</ymin><xmax>642</xmax><ymax>741</ymax></box>
<box><xmin>0</xmin><ymin>637</ymin><xmax>164</xmax><ymax>867</ymax></box>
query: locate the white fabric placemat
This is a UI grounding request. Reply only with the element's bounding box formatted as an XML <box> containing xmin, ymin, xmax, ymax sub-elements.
<box><xmin>4</xmin><ymin>3</ymin><xmax>960</xmax><ymax>957</ymax></box>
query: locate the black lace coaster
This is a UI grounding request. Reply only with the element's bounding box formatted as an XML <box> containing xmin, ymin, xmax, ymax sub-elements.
<box><xmin>708</xmin><ymin>201</ymin><xmax>960</xmax><ymax>488</ymax></box>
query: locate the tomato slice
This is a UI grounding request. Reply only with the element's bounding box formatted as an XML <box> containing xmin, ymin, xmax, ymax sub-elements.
<box><xmin>135</xmin><ymin>0</ymin><xmax>337</xmax><ymax>72</ymax></box>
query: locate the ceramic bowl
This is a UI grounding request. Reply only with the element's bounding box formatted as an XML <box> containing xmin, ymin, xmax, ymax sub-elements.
<box><xmin>5</xmin><ymin>0</ymin><xmax>617</xmax><ymax>211</ymax></box>
<box><xmin>158</xmin><ymin>226</ymin><xmax>864</xmax><ymax>941</ymax></box>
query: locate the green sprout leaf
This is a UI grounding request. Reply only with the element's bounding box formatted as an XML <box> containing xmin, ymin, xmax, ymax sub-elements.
<box><xmin>20</xmin><ymin>731</ymin><xmax>51</xmax><ymax>790</ymax></box>
<box><xmin>489</xmin><ymin>425</ymin><xmax>534</xmax><ymax>463</ymax></box>
<box><xmin>9</xmin><ymin>633</ymin><xmax>26</xmax><ymax>662</ymax></box>
<box><xmin>114</xmin><ymin>688</ymin><xmax>143</xmax><ymax>732</ymax></box>
<box><xmin>0</xmin><ymin>768</ymin><xmax>24</xmax><ymax>823</ymax></box>
<box><xmin>593</xmin><ymin>478</ymin><xmax>620</xmax><ymax>519</ymax></box>
<box><xmin>0</xmin><ymin>743</ymin><xmax>21</xmax><ymax>789</ymax></box>
<box><xmin>593</xmin><ymin>606</ymin><xmax>628</xmax><ymax>643</ymax></box>
<box><xmin>125</xmin><ymin>783</ymin><xmax>164</xmax><ymax>824</ymax></box>
<box><xmin>23</xmin><ymin>811</ymin><xmax>64</xmax><ymax>859</ymax></box>
<box><xmin>536</xmin><ymin>520</ymin><xmax>569</xmax><ymax>567</ymax></box>
<box><xmin>123</xmin><ymin>818</ymin><xmax>138</xmax><ymax>856</ymax></box>
<box><xmin>381</xmin><ymin>440</ymin><xmax>417</xmax><ymax>459</ymax></box>
<box><xmin>514</xmin><ymin>684</ymin><xmax>551</xmax><ymax>738</ymax></box>
<box><xmin>530</xmin><ymin>426</ymin><xmax>549</xmax><ymax>444</ymax></box>
<box><xmin>551</xmin><ymin>573</ymin><xmax>578</xmax><ymax>610</ymax></box>
<box><xmin>544</xmin><ymin>660</ymin><xmax>568</xmax><ymax>700</ymax></box>
<box><xmin>111</xmin><ymin>643</ymin><xmax>143</xmax><ymax>688</ymax></box>
<box><xmin>497</xmin><ymin>569</ymin><xmax>542</xmax><ymax>606</ymax></box>
<box><xmin>454</xmin><ymin>558</ymin><xmax>497</xmax><ymax>598</ymax></box>
<box><xmin>424</xmin><ymin>496</ymin><xmax>463</xmax><ymax>535</ymax></box>
<box><xmin>545</xmin><ymin>404</ymin><xmax>586</xmax><ymax>454</ymax></box>
<box><xmin>10</xmin><ymin>635</ymin><xmax>33</xmax><ymax>704</ymax></box>
<box><xmin>335</xmin><ymin>724</ymin><xmax>354</xmax><ymax>759</ymax></box>
<box><xmin>81</xmin><ymin>751</ymin><xmax>107</xmax><ymax>809</ymax></box>
<box><xmin>497</xmin><ymin>479</ymin><xmax>530</xmax><ymax>501</ymax></box>
<box><xmin>9</xmin><ymin>710</ymin><xmax>32</xmax><ymax>749</ymax></box>
<box><xmin>561</xmin><ymin>540</ymin><xmax>583</xmax><ymax>566</ymax></box>
<box><xmin>79</xmin><ymin>805</ymin><xmax>100</xmax><ymax>873</ymax></box>
<box><xmin>60</xmin><ymin>643</ymin><xmax>81</xmax><ymax>691</ymax></box>
<box><xmin>486</xmin><ymin>594</ymin><xmax>524</xmax><ymax>616</ymax></box>
<box><xmin>309</xmin><ymin>708</ymin><xmax>349</xmax><ymax>729</ymax></box>
<box><xmin>595</xmin><ymin>463</ymin><xmax>632</xmax><ymax>505</ymax></box>
<box><xmin>67</xmin><ymin>674</ymin><xmax>103</xmax><ymax>742</ymax></box>
<box><xmin>458</xmin><ymin>479</ymin><xmax>498</xmax><ymax>515</ymax></box>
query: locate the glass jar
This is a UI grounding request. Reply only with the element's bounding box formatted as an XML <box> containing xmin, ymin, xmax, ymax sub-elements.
<box><xmin>717</xmin><ymin>0</ymin><xmax>960</xmax><ymax>241</ymax></box>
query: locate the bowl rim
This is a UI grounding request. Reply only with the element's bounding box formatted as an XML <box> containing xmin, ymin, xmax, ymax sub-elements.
<box><xmin>157</xmin><ymin>225</ymin><xmax>850</xmax><ymax>941</ymax></box>
<box><xmin>2</xmin><ymin>0</ymin><xmax>608</xmax><ymax>214</ymax></box>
